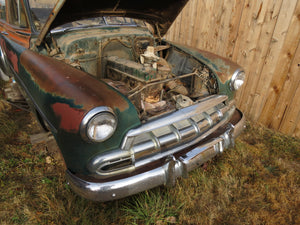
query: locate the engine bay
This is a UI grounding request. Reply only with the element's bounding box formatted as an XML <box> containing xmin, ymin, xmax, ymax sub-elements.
<box><xmin>52</xmin><ymin>30</ymin><xmax>218</xmax><ymax>120</ymax></box>
<box><xmin>103</xmin><ymin>48</ymin><xmax>217</xmax><ymax>121</ymax></box>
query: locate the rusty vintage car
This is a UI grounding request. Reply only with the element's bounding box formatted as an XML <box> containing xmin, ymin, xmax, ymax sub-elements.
<box><xmin>0</xmin><ymin>0</ymin><xmax>245</xmax><ymax>201</ymax></box>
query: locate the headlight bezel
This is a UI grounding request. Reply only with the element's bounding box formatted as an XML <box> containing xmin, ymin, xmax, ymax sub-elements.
<box><xmin>80</xmin><ymin>107</ymin><xmax>117</xmax><ymax>143</ymax></box>
<box><xmin>230</xmin><ymin>69</ymin><xmax>245</xmax><ymax>91</ymax></box>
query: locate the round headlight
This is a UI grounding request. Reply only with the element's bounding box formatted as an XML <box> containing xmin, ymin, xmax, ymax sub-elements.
<box><xmin>230</xmin><ymin>69</ymin><xmax>245</xmax><ymax>91</ymax></box>
<box><xmin>81</xmin><ymin>107</ymin><xmax>117</xmax><ymax>142</ymax></box>
<box><xmin>87</xmin><ymin>112</ymin><xmax>117</xmax><ymax>142</ymax></box>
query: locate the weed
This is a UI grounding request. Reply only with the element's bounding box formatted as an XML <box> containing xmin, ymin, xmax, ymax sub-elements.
<box><xmin>121</xmin><ymin>189</ymin><xmax>183</xmax><ymax>224</ymax></box>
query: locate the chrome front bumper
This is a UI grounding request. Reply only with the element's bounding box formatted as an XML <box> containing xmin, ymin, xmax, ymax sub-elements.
<box><xmin>66</xmin><ymin>109</ymin><xmax>245</xmax><ymax>202</ymax></box>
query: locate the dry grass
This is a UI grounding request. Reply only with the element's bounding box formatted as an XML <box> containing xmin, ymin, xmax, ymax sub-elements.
<box><xmin>0</xmin><ymin>100</ymin><xmax>299</xmax><ymax>224</ymax></box>
<box><xmin>172</xmin><ymin>123</ymin><xmax>300</xmax><ymax>224</ymax></box>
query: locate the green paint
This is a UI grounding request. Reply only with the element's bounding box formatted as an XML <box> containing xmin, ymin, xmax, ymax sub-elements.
<box><xmin>5</xmin><ymin>36</ymin><xmax>141</xmax><ymax>175</ymax></box>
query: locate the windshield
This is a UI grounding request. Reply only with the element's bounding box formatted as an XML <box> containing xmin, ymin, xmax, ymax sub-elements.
<box><xmin>28</xmin><ymin>0</ymin><xmax>145</xmax><ymax>31</ymax></box>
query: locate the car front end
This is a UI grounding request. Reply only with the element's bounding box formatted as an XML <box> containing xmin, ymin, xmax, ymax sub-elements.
<box><xmin>67</xmin><ymin>94</ymin><xmax>245</xmax><ymax>201</ymax></box>
<box><xmin>2</xmin><ymin>0</ymin><xmax>246</xmax><ymax>201</ymax></box>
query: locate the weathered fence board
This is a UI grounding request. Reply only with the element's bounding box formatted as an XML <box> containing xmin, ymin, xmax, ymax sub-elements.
<box><xmin>277</xmin><ymin>42</ymin><xmax>300</xmax><ymax>135</ymax></box>
<box><xmin>249</xmin><ymin>0</ymin><xmax>298</xmax><ymax>121</ymax></box>
<box><xmin>260</xmin><ymin>0</ymin><xmax>300</xmax><ymax>127</ymax></box>
<box><xmin>165</xmin><ymin>0</ymin><xmax>300</xmax><ymax>138</ymax></box>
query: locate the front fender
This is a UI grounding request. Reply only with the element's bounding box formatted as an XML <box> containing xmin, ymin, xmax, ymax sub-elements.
<box><xmin>17</xmin><ymin>49</ymin><xmax>140</xmax><ymax>174</ymax></box>
<box><xmin>164</xmin><ymin>40</ymin><xmax>241</xmax><ymax>83</ymax></box>
<box><xmin>164</xmin><ymin>41</ymin><xmax>242</xmax><ymax>99</ymax></box>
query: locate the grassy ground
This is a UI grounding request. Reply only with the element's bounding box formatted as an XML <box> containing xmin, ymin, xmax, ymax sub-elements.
<box><xmin>0</xmin><ymin>88</ymin><xmax>299</xmax><ymax>224</ymax></box>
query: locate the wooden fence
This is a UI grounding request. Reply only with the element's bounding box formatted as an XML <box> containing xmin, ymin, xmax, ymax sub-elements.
<box><xmin>165</xmin><ymin>0</ymin><xmax>300</xmax><ymax>138</ymax></box>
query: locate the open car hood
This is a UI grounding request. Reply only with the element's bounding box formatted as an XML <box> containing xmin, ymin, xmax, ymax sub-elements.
<box><xmin>35</xmin><ymin>0</ymin><xmax>189</xmax><ymax>46</ymax></box>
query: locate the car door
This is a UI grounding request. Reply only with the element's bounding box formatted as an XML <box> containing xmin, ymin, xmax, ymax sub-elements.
<box><xmin>0</xmin><ymin>0</ymin><xmax>31</xmax><ymax>81</ymax></box>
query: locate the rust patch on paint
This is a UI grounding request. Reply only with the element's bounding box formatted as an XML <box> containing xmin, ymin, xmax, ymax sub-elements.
<box><xmin>52</xmin><ymin>102</ymin><xmax>85</xmax><ymax>133</ymax></box>
<box><xmin>20</xmin><ymin>50</ymin><xmax>129</xmax><ymax>112</ymax></box>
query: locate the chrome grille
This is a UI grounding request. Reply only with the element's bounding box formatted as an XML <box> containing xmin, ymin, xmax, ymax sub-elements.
<box><xmin>88</xmin><ymin>95</ymin><xmax>236</xmax><ymax>178</ymax></box>
<box><xmin>130</xmin><ymin>99</ymin><xmax>230</xmax><ymax>162</ymax></box>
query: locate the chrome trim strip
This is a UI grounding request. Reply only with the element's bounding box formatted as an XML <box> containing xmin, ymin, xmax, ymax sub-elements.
<box><xmin>122</xmin><ymin>95</ymin><xmax>227</xmax><ymax>148</ymax></box>
<box><xmin>66</xmin><ymin>110</ymin><xmax>245</xmax><ymax>202</ymax></box>
<box><xmin>133</xmin><ymin>107</ymin><xmax>235</xmax><ymax>169</ymax></box>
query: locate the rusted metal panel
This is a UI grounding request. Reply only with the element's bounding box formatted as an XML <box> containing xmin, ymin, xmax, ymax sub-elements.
<box><xmin>2</xmin><ymin>24</ymin><xmax>31</xmax><ymax>48</ymax></box>
<box><xmin>20</xmin><ymin>50</ymin><xmax>130</xmax><ymax>111</ymax></box>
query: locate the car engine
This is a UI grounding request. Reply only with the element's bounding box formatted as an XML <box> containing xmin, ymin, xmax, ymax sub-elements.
<box><xmin>102</xmin><ymin>43</ymin><xmax>218</xmax><ymax>120</ymax></box>
<box><xmin>54</xmin><ymin>33</ymin><xmax>218</xmax><ymax>120</ymax></box>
